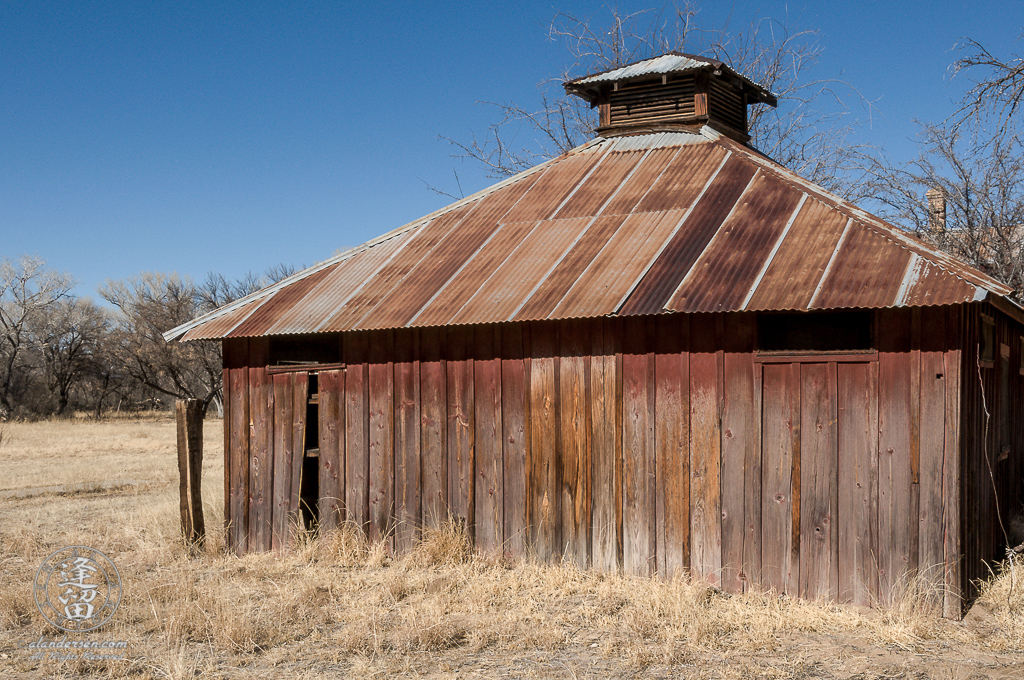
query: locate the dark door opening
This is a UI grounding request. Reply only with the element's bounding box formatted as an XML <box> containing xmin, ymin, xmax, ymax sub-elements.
<box><xmin>299</xmin><ymin>372</ymin><xmax>320</xmax><ymax>530</ymax></box>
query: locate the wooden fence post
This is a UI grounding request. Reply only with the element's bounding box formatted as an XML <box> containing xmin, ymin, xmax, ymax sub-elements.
<box><xmin>176</xmin><ymin>398</ymin><xmax>205</xmax><ymax>550</ymax></box>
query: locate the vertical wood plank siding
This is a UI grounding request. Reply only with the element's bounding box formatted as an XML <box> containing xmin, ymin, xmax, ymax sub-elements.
<box><xmin>318</xmin><ymin>368</ymin><xmax>344</xmax><ymax>531</ymax></box>
<box><xmin>958</xmin><ymin>301</ymin><xmax>1023</xmax><ymax>613</ymax></box>
<box><xmin>221</xmin><ymin>303</ymin><xmax>1024</xmax><ymax>618</ymax></box>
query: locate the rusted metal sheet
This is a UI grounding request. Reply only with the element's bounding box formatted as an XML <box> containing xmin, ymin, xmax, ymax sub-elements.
<box><xmin>501</xmin><ymin>152</ymin><xmax>600</xmax><ymax>224</ymax></box>
<box><xmin>413</xmin><ymin>220</ymin><xmax>541</xmax><ymax>328</ymax></box>
<box><xmin>356</xmin><ymin>215</ymin><xmax>502</xmax><ymax>330</ymax></box>
<box><xmin>182</xmin><ymin>297</ymin><xmax>265</xmax><ymax>341</ymax></box>
<box><xmin>553</xmin><ymin>150</ymin><xmax>645</xmax><ymax>219</ymax></box>
<box><xmin>452</xmin><ymin>217</ymin><xmax>595</xmax><ymax>326</ymax></box>
<box><xmin>668</xmin><ymin>171</ymin><xmax>804</xmax><ymax>313</ymax></box>
<box><xmin>601</xmin><ymin>146</ymin><xmax>679</xmax><ymax>216</ymax></box>
<box><xmin>264</xmin><ymin>232</ymin><xmax>414</xmax><ymax>336</ymax></box>
<box><xmin>713</xmin><ymin>134</ymin><xmax>1012</xmax><ymax>297</ymax></box>
<box><xmin>515</xmin><ymin>214</ymin><xmax>629</xmax><ymax>322</ymax></box>
<box><xmin>744</xmin><ymin>199</ymin><xmax>847</xmax><ymax>311</ymax></box>
<box><xmin>811</xmin><ymin>223</ymin><xmax>913</xmax><ymax>310</ymax></box>
<box><xmin>356</xmin><ymin>169</ymin><xmax>552</xmax><ymax>331</ymax></box>
<box><xmin>321</xmin><ymin>205</ymin><xmax>477</xmax><ymax>332</ymax></box>
<box><xmin>228</xmin><ymin>266</ymin><xmax>336</xmax><ymax>338</ymax></box>
<box><xmin>620</xmin><ymin>155</ymin><xmax>757</xmax><ymax>316</ymax></box>
<box><xmin>636</xmin><ymin>143</ymin><xmax>728</xmax><ymax>213</ymax></box>
<box><xmin>903</xmin><ymin>260</ymin><xmax>979</xmax><ymax>307</ymax></box>
<box><xmin>552</xmin><ymin>210</ymin><xmax>688</xmax><ymax>319</ymax></box>
<box><xmin>169</xmin><ymin>128</ymin><xmax>1013</xmax><ymax>343</ymax></box>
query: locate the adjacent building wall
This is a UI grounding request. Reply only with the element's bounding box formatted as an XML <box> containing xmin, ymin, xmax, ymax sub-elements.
<box><xmin>959</xmin><ymin>301</ymin><xmax>1024</xmax><ymax>611</ymax></box>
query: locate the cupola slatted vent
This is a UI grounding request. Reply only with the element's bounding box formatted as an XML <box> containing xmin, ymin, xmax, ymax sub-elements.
<box><xmin>708</xmin><ymin>78</ymin><xmax>746</xmax><ymax>136</ymax></box>
<box><xmin>565</xmin><ymin>52</ymin><xmax>776</xmax><ymax>144</ymax></box>
<box><xmin>609</xmin><ymin>77</ymin><xmax>696</xmax><ymax>127</ymax></box>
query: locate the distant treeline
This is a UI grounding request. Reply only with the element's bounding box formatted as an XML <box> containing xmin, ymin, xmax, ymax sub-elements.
<box><xmin>0</xmin><ymin>256</ymin><xmax>295</xmax><ymax>420</ymax></box>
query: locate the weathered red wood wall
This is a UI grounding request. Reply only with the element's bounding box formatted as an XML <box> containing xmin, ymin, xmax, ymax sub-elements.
<box><xmin>959</xmin><ymin>301</ymin><xmax>1024</xmax><ymax>611</ymax></box>
<box><xmin>219</xmin><ymin>304</ymin><xmax>1023</xmax><ymax>616</ymax></box>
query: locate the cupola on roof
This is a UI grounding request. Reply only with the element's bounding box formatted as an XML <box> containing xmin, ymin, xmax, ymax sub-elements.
<box><xmin>564</xmin><ymin>52</ymin><xmax>777</xmax><ymax>142</ymax></box>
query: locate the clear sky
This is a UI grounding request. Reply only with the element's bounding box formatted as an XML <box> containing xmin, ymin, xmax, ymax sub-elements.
<box><xmin>2</xmin><ymin>1</ymin><xmax>1022</xmax><ymax>298</ymax></box>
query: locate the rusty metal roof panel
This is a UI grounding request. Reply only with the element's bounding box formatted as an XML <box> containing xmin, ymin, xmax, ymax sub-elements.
<box><xmin>601</xmin><ymin>146</ymin><xmax>681</xmax><ymax>216</ymax></box>
<box><xmin>451</xmin><ymin>216</ymin><xmax>595</xmax><ymax>326</ymax></box>
<box><xmin>636</xmin><ymin>143</ymin><xmax>729</xmax><ymax>213</ymax></box>
<box><xmin>515</xmin><ymin>214</ymin><xmax>630</xmax><ymax>321</ymax></box>
<box><xmin>170</xmin><ymin>128</ymin><xmax>1016</xmax><ymax>342</ymax></box>
<box><xmin>553</xmin><ymin>150</ymin><xmax>645</xmax><ymax>219</ymax></box>
<box><xmin>181</xmin><ymin>297</ymin><xmax>265</xmax><ymax>341</ymax></box>
<box><xmin>411</xmin><ymin>219</ymin><xmax>542</xmax><ymax>327</ymax></box>
<box><xmin>552</xmin><ymin>209</ymin><xmax>689</xmax><ymax>319</ymax></box>
<box><xmin>621</xmin><ymin>154</ymin><xmax>757</xmax><ymax>315</ymax></box>
<box><xmin>319</xmin><ymin>204</ymin><xmax>477</xmax><ymax>332</ymax></box>
<box><xmin>355</xmin><ymin>215</ymin><xmax>503</xmax><ymax>331</ymax></box>
<box><xmin>264</xmin><ymin>232</ymin><xmax>415</xmax><ymax>335</ymax></box>
<box><xmin>500</xmin><ymin>151</ymin><xmax>602</xmax><ymax>223</ymax></box>
<box><xmin>227</xmin><ymin>266</ymin><xmax>337</xmax><ymax>338</ymax></box>
<box><xmin>811</xmin><ymin>222</ymin><xmax>913</xmax><ymax>309</ymax></box>
<box><xmin>350</xmin><ymin>165</ymin><xmax>551</xmax><ymax>330</ymax></box>
<box><xmin>668</xmin><ymin>171</ymin><xmax>805</xmax><ymax>313</ymax></box>
<box><xmin>743</xmin><ymin>198</ymin><xmax>848</xmax><ymax>311</ymax></box>
<box><xmin>717</xmin><ymin>135</ymin><xmax>1010</xmax><ymax>297</ymax></box>
<box><xmin>902</xmin><ymin>259</ymin><xmax>979</xmax><ymax>307</ymax></box>
<box><xmin>454</xmin><ymin>164</ymin><xmax>548</xmax><ymax>225</ymax></box>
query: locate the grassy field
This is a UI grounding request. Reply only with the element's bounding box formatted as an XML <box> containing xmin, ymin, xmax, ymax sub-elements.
<box><xmin>2</xmin><ymin>417</ymin><xmax>1024</xmax><ymax>679</ymax></box>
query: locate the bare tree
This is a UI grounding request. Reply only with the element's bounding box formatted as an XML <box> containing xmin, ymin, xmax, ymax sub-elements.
<box><xmin>442</xmin><ymin>3</ymin><xmax>874</xmax><ymax>196</ymax></box>
<box><xmin>860</xmin><ymin>33</ymin><xmax>1024</xmax><ymax>298</ymax></box>
<box><xmin>30</xmin><ymin>297</ymin><xmax>110</xmax><ymax>415</ymax></box>
<box><xmin>100</xmin><ymin>273</ymin><xmax>224</xmax><ymax>415</ymax></box>
<box><xmin>952</xmin><ymin>36</ymin><xmax>1024</xmax><ymax>132</ymax></box>
<box><xmin>0</xmin><ymin>256</ymin><xmax>74</xmax><ymax>418</ymax></box>
<box><xmin>101</xmin><ymin>265</ymin><xmax>298</xmax><ymax>417</ymax></box>
<box><xmin>864</xmin><ymin>122</ymin><xmax>1024</xmax><ymax>295</ymax></box>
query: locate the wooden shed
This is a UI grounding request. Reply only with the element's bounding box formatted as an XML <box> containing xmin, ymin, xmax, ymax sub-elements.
<box><xmin>166</xmin><ymin>53</ymin><xmax>1024</xmax><ymax>617</ymax></box>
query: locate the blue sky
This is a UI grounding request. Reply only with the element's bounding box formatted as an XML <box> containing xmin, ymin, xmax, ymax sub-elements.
<box><xmin>2</xmin><ymin>1</ymin><xmax>1022</xmax><ymax>298</ymax></box>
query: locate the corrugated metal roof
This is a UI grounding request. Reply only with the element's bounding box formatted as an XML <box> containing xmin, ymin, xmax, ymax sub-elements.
<box><xmin>166</xmin><ymin>127</ymin><xmax>1017</xmax><ymax>342</ymax></box>
<box><xmin>571</xmin><ymin>53</ymin><xmax>711</xmax><ymax>85</ymax></box>
<box><xmin>565</xmin><ymin>53</ymin><xmax>775</xmax><ymax>105</ymax></box>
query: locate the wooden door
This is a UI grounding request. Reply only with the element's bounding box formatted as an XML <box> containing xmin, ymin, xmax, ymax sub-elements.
<box><xmin>269</xmin><ymin>371</ymin><xmax>309</xmax><ymax>550</ymax></box>
<box><xmin>760</xmin><ymin>359</ymin><xmax>876</xmax><ymax>604</ymax></box>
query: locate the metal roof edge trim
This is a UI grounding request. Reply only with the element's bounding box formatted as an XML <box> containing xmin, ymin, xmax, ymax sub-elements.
<box><xmin>163</xmin><ymin>136</ymin><xmax>613</xmax><ymax>342</ymax></box>
<box><xmin>565</xmin><ymin>52</ymin><xmax>774</xmax><ymax>100</ymax></box>
<box><xmin>716</xmin><ymin>136</ymin><xmax>1014</xmax><ymax>300</ymax></box>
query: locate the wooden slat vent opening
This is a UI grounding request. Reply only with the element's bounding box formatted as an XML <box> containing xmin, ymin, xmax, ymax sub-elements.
<box><xmin>610</xmin><ymin>77</ymin><xmax>697</xmax><ymax>126</ymax></box>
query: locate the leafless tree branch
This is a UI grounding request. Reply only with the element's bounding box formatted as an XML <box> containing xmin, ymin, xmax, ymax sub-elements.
<box><xmin>440</xmin><ymin>3</ymin><xmax>877</xmax><ymax>198</ymax></box>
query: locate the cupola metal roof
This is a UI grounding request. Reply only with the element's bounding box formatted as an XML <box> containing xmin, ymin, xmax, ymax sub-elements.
<box><xmin>564</xmin><ymin>52</ymin><xmax>777</xmax><ymax>107</ymax></box>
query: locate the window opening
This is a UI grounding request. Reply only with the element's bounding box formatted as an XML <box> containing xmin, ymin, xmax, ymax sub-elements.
<box><xmin>757</xmin><ymin>311</ymin><xmax>873</xmax><ymax>354</ymax></box>
<box><xmin>980</xmin><ymin>315</ymin><xmax>995</xmax><ymax>366</ymax></box>
<box><xmin>269</xmin><ymin>335</ymin><xmax>340</xmax><ymax>369</ymax></box>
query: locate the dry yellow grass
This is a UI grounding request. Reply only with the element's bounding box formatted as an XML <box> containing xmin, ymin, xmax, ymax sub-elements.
<box><xmin>0</xmin><ymin>414</ymin><xmax>223</xmax><ymax>492</ymax></box>
<box><xmin>1</xmin><ymin>417</ymin><xmax>1024</xmax><ymax>679</ymax></box>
